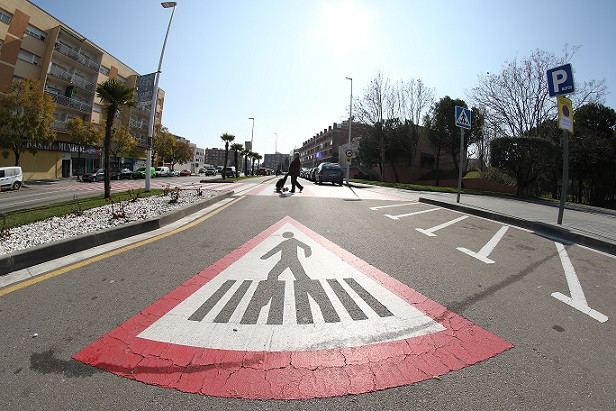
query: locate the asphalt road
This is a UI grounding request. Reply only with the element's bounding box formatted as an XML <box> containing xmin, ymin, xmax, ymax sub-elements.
<box><xmin>0</xmin><ymin>181</ymin><xmax>614</xmax><ymax>410</ymax></box>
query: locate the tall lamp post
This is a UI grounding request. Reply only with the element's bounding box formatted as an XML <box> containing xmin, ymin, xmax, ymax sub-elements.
<box><xmin>146</xmin><ymin>1</ymin><xmax>177</xmax><ymax>191</ymax></box>
<box><xmin>345</xmin><ymin>76</ymin><xmax>353</xmax><ymax>185</ymax></box>
<box><xmin>248</xmin><ymin>117</ymin><xmax>254</xmax><ymax>174</ymax></box>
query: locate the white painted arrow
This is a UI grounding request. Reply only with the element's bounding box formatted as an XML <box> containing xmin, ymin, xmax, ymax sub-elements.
<box><xmin>551</xmin><ymin>242</ymin><xmax>608</xmax><ymax>323</ymax></box>
<box><xmin>385</xmin><ymin>207</ymin><xmax>440</xmax><ymax>220</ymax></box>
<box><xmin>369</xmin><ymin>202</ymin><xmax>417</xmax><ymax>211</ymax></box>
<box><xmin>457</xmin><ymin>225</ymin><xmax>509</xmax><ymax>264</ymax></box>
<box><xmin>416</xmin><ymin>215</ymin><xmax>469</xmax><ymax>237</ymax></box>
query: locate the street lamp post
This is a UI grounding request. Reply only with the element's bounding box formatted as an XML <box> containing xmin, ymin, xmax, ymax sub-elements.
<box><xmin>248</xmin><ymin>117</ymin><xmax>254</xmax><ymax>174</ymax></box>
<box><xmin>345</xmin><ymin>77</ymin><xmax>353</xmax><ymax>185</ymax></box>
<box><xmin>146</xmin><ymin>1</ymin><xmax>177</xmax><ymax>191</ymax></box>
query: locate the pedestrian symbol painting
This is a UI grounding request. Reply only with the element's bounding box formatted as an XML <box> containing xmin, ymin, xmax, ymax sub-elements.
<box><xmin>73</xmin><ymin>216</ymin><xmax>513</xmax><ymax>400</ymax></box>
<box><xmin>137</xmin><ymin>223</ymin><xmax>445</xmax><ymax>351</ymax></box>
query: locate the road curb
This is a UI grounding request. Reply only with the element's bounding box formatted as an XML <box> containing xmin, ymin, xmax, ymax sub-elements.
<box><xmin>0</xmin><ymin>191</ymin><xmax>234</xmax><ymax>276</ymax></box>
<box><xmin>418</xmin><ymin>197</ymin><xmax>616</xmax><ymax>256</ymax></box>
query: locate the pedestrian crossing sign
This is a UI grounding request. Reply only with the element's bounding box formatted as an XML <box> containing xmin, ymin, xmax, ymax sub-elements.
<box><xmin>455</xmin><ymin>106</ymin><xmax>471</xmax><ymax>130</ymax></box>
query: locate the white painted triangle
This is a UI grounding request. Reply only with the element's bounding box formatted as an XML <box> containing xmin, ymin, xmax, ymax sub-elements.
<box><xmin>137</xmin><ymin>221</ymin><xmax>445</xmax><ymax>351</ymax></box>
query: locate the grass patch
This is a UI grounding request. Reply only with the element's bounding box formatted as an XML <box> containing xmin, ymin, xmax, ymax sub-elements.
<box><xmin>1</xmin><ymin>189</ymin><xmax>164</xmax><ymax>230</ymax></box>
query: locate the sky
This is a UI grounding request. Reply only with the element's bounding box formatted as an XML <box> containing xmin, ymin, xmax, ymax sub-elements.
<box><xmin>29</xmin><ymin>0</ymin><xmax>616</xmax><ymax>156</ymax></box>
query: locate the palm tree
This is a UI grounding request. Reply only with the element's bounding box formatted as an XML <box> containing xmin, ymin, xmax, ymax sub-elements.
<box><xmin>241</xmin><ymin>148</ymin><xmax>250</xmax><ymax>177</ymax></box>
<box><xmin>220</xmin><ymin>132</ymin><xmax>235</xmax><ymax>180</ymax></box>
<box><xmin>250</xmin><ymin>151</ymin><xmax>259</xmax><ymax>176</ymax></box>
<box><xmin>96</xmin><ymin>78</ymin><xmax>135</xmax><ymax>198</ymax></box>
<box><xmin>230</xmin><ymin>143</ymin><xmax>244</xmax><ymax>177</ymax></box>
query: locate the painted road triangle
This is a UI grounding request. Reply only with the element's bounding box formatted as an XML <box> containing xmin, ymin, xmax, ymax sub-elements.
<box><xmin>73</xmin><ymin>216</ymin><xmax>513</xmax><ymax>399</ymax></box>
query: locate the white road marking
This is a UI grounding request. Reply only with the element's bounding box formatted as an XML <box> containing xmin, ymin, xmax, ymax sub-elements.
<box><xmin>457</xmin><ymin>225</ymin><xmax>509</xmax><ymax>264</ymax></box>
<box><xmin>416</xmin><ymin>215</ymin><xmax>469</xmax><ymax>237</ymax></box>
<box><xmin>369</xmin><ymin>202</ymin><xmax>417</xmax><ymax>210</ymax></box>
<box><xmin>551</xmin><ymin>242</ymin><xmax>608</xmax><ymax>323</ymax></box>
<box><xmin>385</xmin><ymin>207</ymin><xmax>440</xmax><ymax>220</ymax></box>
<box><xmin>137</xmin><ymin>222</ymin><xmax>445</xmax><ymax>351</ymax></box>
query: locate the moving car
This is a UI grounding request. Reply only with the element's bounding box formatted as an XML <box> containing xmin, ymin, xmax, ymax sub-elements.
<box><xmin>205</xmin><ymin>168</ymin><xmax>216</xmax><ymax>176</ymax></box>
<box><xmin>315</xmin><ymin>163</ymin><xmax>343</xmax><ymax>185</ymax></box>
<box><xmin>0</xmin><ymin>166</ymin><xmax>23</xmax><ymax>190</ymax></box>
<box><xmin>224</xmin><ymin>167</ymin><xmax>236</xmax><ymax>177</ymax></box>
<box><xmin>133</xmin><ymin>167</ymin><xmax>156</xmax><ymax>179</ymax></box>
<box><xmin>82</xmin><ymin>168</ymin><xmax>105</xmax><ymax>182</ymax></box>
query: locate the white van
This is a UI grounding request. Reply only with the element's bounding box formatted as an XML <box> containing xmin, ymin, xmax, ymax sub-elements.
<box><xmin>0</xmin><ymin>166</ymin><xmax>23</xmax><ymax>190</ymax></box>
<box><xmin>155</xmin><ymin>166</ymin><xmax>170</xmax><ymax>177</ymax></box>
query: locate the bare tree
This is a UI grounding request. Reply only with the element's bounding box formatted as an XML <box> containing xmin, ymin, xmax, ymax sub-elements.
<box><xmin>397</xmin><ymin>78</ymin><xmax>434</xmax><ymax>174</ymax></box>
<box><xmin>469</xmin><ymin>45</ymin><xmax>607</xmax><ymax>139</ymax></box>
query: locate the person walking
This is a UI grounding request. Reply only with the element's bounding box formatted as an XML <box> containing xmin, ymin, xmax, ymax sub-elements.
<box><xmin>288</xmin><ymin>152</ymin><xmax>304</xmax><ymax>193</ymax></box>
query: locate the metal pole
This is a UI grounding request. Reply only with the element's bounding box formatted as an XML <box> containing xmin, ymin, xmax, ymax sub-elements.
<box><xmin>456</xmin><ymin>127</ymin><xmax>464</xmax><ymax>203</ymax></box>
<box><xmin>248</xmin><ymin>117</ymin><xmax>254</xmax><ymax>175</ymax></box>
<box><xmin>146</xmin><ymin>3</ymin><xmax>176</xmax><ymax>191</ymax></box>
<box><xmin>557</xmin><ymin>129</ymin><xmax>569</xmax><ymax>224</ymax></box>
<box><xmin>345</xmin><ymin>77</ymin><xmax>352</xmax><ymax>185</ymax></box>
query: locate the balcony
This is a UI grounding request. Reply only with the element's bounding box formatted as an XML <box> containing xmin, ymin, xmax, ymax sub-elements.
<box><xmin>48</xmin><ymin>65</ymin><xmax>95</xmax><ymax>93</ymax></box>
<box><xmin>53</xmin><ymin>42</ymin><xmax>100</xmax><ymax>72</ymax></box>
<box><xmin>46</xmin><ymin>90</ymin><xmax>92</xmax><ymax>113</ymax></box>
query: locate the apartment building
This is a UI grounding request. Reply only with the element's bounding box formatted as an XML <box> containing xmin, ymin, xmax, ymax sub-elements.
<box><xmin>299</xmin><ymin>121</ymin><xmax>368</xmax><ymax>169</ymax></box>
<box><xmin>0</xmin><ymin>0</ymin><xmax>164</xmax><ymax>180</ymax></box>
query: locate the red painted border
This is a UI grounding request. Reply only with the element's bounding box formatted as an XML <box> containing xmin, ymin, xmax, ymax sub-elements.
<box><xmin>73</xmin><ymin>216</ymin><xmax>512</xmax><ymax>399</ymax></box>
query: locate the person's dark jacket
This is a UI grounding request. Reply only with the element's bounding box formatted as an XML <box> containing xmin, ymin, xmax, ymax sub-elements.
<box><xmin>288</xmin><ymin>157</ymin><xmax>301</xmax><ymax>177</ymax></box>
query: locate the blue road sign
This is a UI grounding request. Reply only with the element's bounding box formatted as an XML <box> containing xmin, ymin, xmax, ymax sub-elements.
<box><xmin>547</xmin><ymin>63</ymin><xmax>575</xmax><ymax>97</ymax></box>
<box><xmin>455</xmin><ymin>106</ymin><xmax>471</xmax><ymax>130</ymax></box>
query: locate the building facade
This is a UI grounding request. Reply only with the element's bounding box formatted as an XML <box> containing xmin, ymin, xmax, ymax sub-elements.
<box><xmin>0</xmin><ymin>0</ymin><xmax>164</xmax><ymax>180</ymax></box>
<box><xmin>299</xmin><ymin>121</ymin><xmax>368</xmax><ymax>169</ymax></box>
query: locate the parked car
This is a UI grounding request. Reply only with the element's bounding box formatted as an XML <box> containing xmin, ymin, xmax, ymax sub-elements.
<box><xmin>308</xmin><ymin>166</ymin><xmax>319</xmax><ymax>182</ymax></box>
<box><xmin>111</xmin><ymin>168</ymin><xmax>133</xmax><ymax>180</ymax></box>
<box><xmin>315</xmin><ymin>163</ymin><xmax>343</xmax><ymax>185</ymax></box>
<box><xmin>0</xmin><ymin>166</ymin><xmax>23</xmax><ymax>190</ymax></box>
<box><xmin>205</xmin><ymin>168</ymin><xmax>217</xmax><ymax>176</ymax></box>
<box><xmin>179</xmin><ymin>169</ymin><xmax>192</xmax><ymax>176</ymax></box>
<box><xmin>133</xmin><ymin>167</ymin><xmax>156</xmax><ymax>179</ymax></box>
<box><xmin>169</xmin><ymin>169</ymin><xmax>180</xmax><ymax>177</ymax></box>
<box><xmin>82</xmin><ymin>168</ymin><xmax>105</xmax><ymax>182</ymax></box>
<box><xmin>155</xmin><ymin>166</ymin><xmax>171</xmax><ymax>177</ymax></box>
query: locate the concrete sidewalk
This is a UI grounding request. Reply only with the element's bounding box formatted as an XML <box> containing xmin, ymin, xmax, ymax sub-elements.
<box><xmin>418</xmin><ymin>191</ymin><xmax>616</xmax><ymax>256</ymax></box>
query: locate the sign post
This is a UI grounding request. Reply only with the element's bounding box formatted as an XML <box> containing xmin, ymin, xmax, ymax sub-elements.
<box><xmin>455</xmin><ymin>106</ymin><xmax>471</xmax><ymax>203</ymax></box>
<box><xmin>547</xmin><ymin>64</ymin><xmax>575</xmax><ymax>224</ymax></box>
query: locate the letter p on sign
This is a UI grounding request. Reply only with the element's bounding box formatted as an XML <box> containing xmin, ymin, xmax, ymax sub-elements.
<box><xmin>547</xmin><ymin>63</ymin><xmax>575</xmax><ymax>97</ymax></box>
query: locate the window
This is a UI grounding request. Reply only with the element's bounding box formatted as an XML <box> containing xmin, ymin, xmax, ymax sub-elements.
<box><xmin>0</xmin><ymin>10</ymin><xmax>11</xmax><ymax>24</ymax></box>
<box><xmin>92</xmin><ymin>104</ymin><xmax>102</xmax><ymax>113</ymax></box>
<box><xmin>117</xmin><ymin>75</ymin><xmax>127</xmax><ymax>84</ymax></box>
<box><xmin>25</xmin><ymin>24</ymin><xmax>46</xmax><ymax>41</ymax></box>
<box><xmin>18</xmin><ymin>49</ymin><xmax>40</xmax><ymax>66</ymax></box>
<box><xmin>99</xmin><ymin>66</ymin><xmax>109</xmax><ymax>76</ymax></box>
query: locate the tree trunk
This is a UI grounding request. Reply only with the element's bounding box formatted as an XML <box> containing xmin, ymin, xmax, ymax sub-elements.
<box><xmin>104</xmin><ymin>107</ymin><xmax>115</xmax><ymax>198</ymax></box>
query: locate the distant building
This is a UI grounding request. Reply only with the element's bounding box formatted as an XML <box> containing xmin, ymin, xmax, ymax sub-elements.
<box><xmin>262</xmin><ymin>153</ymin><xmax>289</xmax><ymax>172</ymax></box>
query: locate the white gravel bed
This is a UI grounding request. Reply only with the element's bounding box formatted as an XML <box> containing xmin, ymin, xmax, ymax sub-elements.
<box><xmin>0</xmin><ymin>189</ymin><xmax>226</xmax><ymax>255</ymax></box>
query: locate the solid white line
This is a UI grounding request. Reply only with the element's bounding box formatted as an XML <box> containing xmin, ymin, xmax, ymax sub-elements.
<box><xmin>456</xmin><ymin>225</ymin><xmax>509</xmax><ymax>264</ymax></box>
<box><xmin>416</xmin><ymin>215</ymin><xmax>469</xmax><ymax>237</ymax></box>
<box><xmin>551</xmin><ymin>242</ymin><xmax>608</xmax><ymax>323</ymax></box>
<box><xmin>369</xmin><ymin>202</ymin><xmax>417</xmax><ymax>211</ymax></box>
<box><xmin>385</xmin><ymin>207</ymin><xmax>440</xmax><ymax>220</ymax></box>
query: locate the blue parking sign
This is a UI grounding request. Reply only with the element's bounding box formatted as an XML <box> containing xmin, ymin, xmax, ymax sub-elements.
<box><xmin>455</xmin><ymin>106</ymin><xmax>471</xmax><ymax>130</ymax></box>
<box><xmin>547</xmin><ymin>64</ymin><xmax>575</xmax><ymax>96</ymax></box>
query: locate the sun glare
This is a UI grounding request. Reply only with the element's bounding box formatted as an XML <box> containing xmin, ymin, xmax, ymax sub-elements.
<box><xmin>316</xmin><ymin>0</ymin><xmax>374</xmax><ymax>53</ymax></box>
